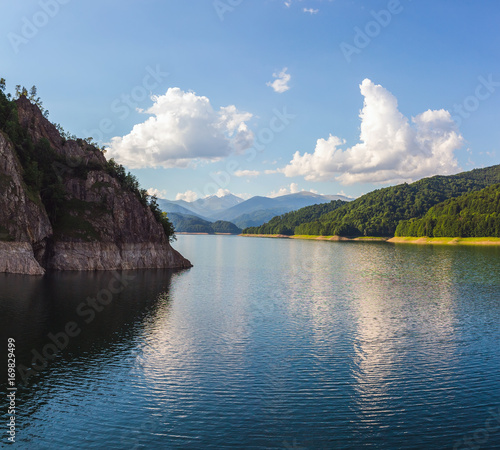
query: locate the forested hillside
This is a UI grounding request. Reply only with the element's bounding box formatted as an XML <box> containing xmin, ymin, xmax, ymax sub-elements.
<box><xmin>243</xmin><ymin>165</ymin><xmax>500</xmax><ymax>237</ymax></box>
<box><xmin>244</xmin><ymin>200</ymin><xmax>347</xmax><ymax>235</ymax></box>
<box><xmin>395</xmin><ymin>184</ymin><xmax>500</xmax><ymax>237</ymax></box>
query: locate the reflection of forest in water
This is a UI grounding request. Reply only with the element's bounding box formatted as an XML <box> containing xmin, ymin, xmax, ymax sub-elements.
<box><xmin>0</xmin><ymin>269</ymin><xmax>182</xmax><ymax>394</ymax></box>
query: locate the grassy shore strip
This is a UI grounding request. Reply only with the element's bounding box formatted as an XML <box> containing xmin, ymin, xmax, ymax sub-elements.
<box><xmin>291</xmin><ymin>235</ymin><xmax>389</xmax><ymax>241</ymax></box>
<box><xmin>240</xmin><ymin>234</ymin><xmax>291</xmax><ymax>238</ymax></box>
<box><xmin>388</xmin><ymin>237</ymin><xmax>500</xmax><ymax>245</ymax></box>
<box><xmin>239</xmin><ymin>234</ymin><xmax>389</xmax><ymax>242</ymax></box>
<box><xmin>176</xmin><ymin>232</ymin><xmax>210</xmax><ymax>235</ymax></box>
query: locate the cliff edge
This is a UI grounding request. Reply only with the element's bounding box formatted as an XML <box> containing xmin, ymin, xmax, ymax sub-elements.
<box><xmin>0</xmin><ymin>95</ymin><xmax>191</xmax><ymax>274</ymax></box>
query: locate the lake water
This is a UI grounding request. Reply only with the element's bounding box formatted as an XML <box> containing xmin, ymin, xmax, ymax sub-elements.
<box><xmin>1</xmin><ymin>235</ymin><xmax>499</xmax><ymax>449</ymax></box>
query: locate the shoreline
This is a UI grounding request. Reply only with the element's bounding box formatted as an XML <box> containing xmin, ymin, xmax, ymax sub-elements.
<box><xmin>387</xmin><ymin>237</ymin><xmax>500</xmax><ymax>245</ymax></box>
<box><xmin>176</xmin><ymin>232</ymin><xmax>238</xmax><ymax>235</ymax></box>
<box><xmin>239</xmin><ymin>234</ymin><xmax>389</xmax><ymax>242</ymax></box>
<box><xmin>240</xmin><ymin>234</ymin><xmax>500</xmax><ymax>245</ymax></box>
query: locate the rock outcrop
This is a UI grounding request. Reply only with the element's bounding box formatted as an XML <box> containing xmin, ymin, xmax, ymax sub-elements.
<box><xmin>0</xmin><ymin>97</ymin><xmax>191</xmax><ymax>274</ymax></box>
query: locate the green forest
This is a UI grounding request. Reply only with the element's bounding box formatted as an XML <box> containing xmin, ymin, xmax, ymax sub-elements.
<box><xmin>243</xmin><ymin>165</ymin><xmax>500</xmax><ymax>238</ymax></box>
<box><xmin>395</xmin><ymin>184</ymin><xmax>500</xmax><ymax>237</ymax></box>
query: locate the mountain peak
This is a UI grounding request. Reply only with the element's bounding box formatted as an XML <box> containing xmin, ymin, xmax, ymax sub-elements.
<box><xmin>207</xmin><ymin>192</ymin><xmax>241</xmax><ymax>200</ymax></box>
<box><xmin>281</xmin><ymin>191</ymin><xmax>322</xmax><ymax>198</ymax></box>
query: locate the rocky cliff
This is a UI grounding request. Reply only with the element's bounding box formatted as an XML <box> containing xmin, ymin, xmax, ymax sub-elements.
<box><xmin>0</xmin><ymin>96</ymin><xmax>191</xmax><ymax>274</ymax></box>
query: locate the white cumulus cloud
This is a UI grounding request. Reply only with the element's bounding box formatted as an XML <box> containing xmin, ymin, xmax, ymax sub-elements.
<box><xmin>176</xmin><ymin>190</ymin><xmax>198</xmax><ymax>202</ymax></box>
<box><xmin>281</xmin><ymin>79</ymin><xmax>463</xmax><ymax>185</ymax></box>
<box><xmin>146</xmin><ymin>188</ymin><xmax>167</xmax><ymax>199</ymax></box>
<box><xmin>268</xmin><ymin>182</ymin><xmax>301</xmax><ymax>198</ymax></box>
<box><xmin>107</xmin><ymin>88</ymin><xmax>254</xmax><ymax>169</ymax></box>
<box><xmin>212</xmin><ymin>188</ymin><xmax>232</xmax><ymax>198</ymax></box>
<box><xmin>234</xmin><ymin>169</ymin><xmax>260</xmax><ymax>178</ymax></box>
<box><xmin>267</xmin><ymin>67</ymin><xmax>291</xmax><ymax>93</ymax></box>
<box><xmin>303</xmin><ymin>8</ymin><xmax>319</xmax><ymax>14</ymax></box>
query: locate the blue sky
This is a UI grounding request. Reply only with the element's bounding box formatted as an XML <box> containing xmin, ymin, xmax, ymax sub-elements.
<box><xmin>2</xmin><ymin>0</ymin><xmax>499</xmax><ymax>200</ymax></box>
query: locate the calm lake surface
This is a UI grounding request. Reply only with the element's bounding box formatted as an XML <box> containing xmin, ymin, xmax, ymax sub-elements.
<box><xmin>1</xmin><ymin>235</ymin><xmax>499</xmax><ymax>449</ymax></box>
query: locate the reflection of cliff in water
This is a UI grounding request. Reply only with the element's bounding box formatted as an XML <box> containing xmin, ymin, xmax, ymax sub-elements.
<box><xmin>0</xmin><ymin>269</ymin><xmax>183</xmax><ymax>396</ymax></box>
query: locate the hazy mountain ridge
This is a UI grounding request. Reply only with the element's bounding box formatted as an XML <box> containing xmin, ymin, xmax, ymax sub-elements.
<box><xmin>168</xmin><ymin>213</ymin><xmax>242</xmax><ymax>234</ymax></box>
<box><xmin>157</xmin><ymin>200</ymin><xmax>213</xmax><ymax>222</ymax></box>
<box><xmin>160</xmin><ymin>193</ymin><xmax>243</xmax><ymax>219</ymax></box>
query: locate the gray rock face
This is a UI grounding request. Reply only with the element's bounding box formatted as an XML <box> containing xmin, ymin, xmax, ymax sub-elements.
<box><xmin>47</xmin><ymin>242</ymin><xmax>190</xmax><ymax>271</ymax></box>
<box><xmin>16</xmin><ymin>95</ymin><xmax>107</xmax><ymax>167</ymax></box>
<box><xmin>0</xmin><ymin>133</ymin><xmax>53</xmax><ymax>243</ymax></box>
<box><xmin>61</xmin><ymin>171</ymin><xmax>169</xmax><ymax>244</ymax></box>
<box><xmin>0</xmin><ymin>99</ymin><xmax>191</xmax><ymax>274</ymax></box>
<box><xmin>0</xmin><ymin>132</ymin><xmax>52</xmax><ymax>273</ymax></box>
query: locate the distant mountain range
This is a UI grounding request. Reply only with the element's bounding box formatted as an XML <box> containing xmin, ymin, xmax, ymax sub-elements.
<box><xmin>159</xmin><ymin>192</ymin><xmax>352</xmax><ymax>229</ymax></box>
